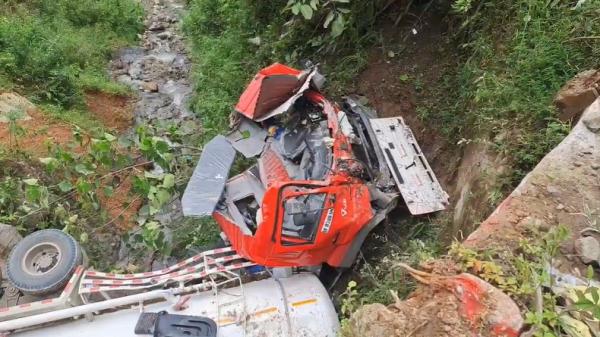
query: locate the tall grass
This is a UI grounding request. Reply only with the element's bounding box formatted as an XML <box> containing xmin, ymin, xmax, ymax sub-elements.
<box><xmin>182</xmin><ymin>0</ymin><xmax>388</xmax><ymax>143</ymax></box>
<box><xmin>182</xmin><ymin>0</ymin><xmax>262</xmax><ymax>142</ymax></box>
<box><xmin>0</xmin><ymin>0</ymin><xmax>143</xmax><ymax>108</ymax></box>
<box><xmin>447</xmin><ymin>0</ymin><xmax>600</xmax><ymax>180</ymax></box>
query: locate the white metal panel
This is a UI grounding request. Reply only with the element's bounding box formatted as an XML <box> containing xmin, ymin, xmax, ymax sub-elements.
<box><xmin>13</xmin><ymin>274</ymin><xmax>339</xmax><ymax>337</ymax></box>
<box><xmin>369</xmin><ymin>117</ymin><xmax>449</xmax><ymax>214</ymax></box>
<box><xmin>181</xmin><ymin>135</ymin><xmax>236</xmax><ymax>217</ymax></box>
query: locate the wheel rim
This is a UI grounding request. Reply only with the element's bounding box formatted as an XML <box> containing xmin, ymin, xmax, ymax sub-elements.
<box><xmin>21</xmin><ymin>242</ymin><xmax>62</xmax><ymax>276</ymax></box>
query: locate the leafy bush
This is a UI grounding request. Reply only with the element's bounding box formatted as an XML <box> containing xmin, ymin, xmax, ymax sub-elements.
<box><xmin>446</xmin><ymin>0</ymin><xmax>600</xmax><ymax>180</ymax></box>
<box><xmin>0</xmin><ymin>122</ymin><xmax>206</xmax><ymax>268</ymax></box>
<box><xmin>182</xmin><ymin>0</ymin><xmax>392</xmax><ymax>142</ymax></box>
<box><xmin>0</xmin><ymin>0</ymin><xmax>143</xmax><ymax>107</ymax></box>
<box><xmin>183</xmin><ymin>0</ymin><xmax>260</xmax><ymax>142</ymax></box>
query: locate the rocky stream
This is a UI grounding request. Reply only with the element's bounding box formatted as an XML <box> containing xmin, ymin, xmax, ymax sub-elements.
<box><xmin>110</xmin><ymin>0</ymin><xmax>198</xmax><ymax>269</ymax></box>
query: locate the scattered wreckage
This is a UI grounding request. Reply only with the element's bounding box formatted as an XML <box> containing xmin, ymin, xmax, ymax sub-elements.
<box><xmin>182</xmin><ymin>63</ymin><xmax>448</xmax><ymax>268</ymax></box>
<box><xmin>0</xmin><ymin>230</ymin><xmax>338</xmax><ymax>336</ymax></box>
<box><xmin>0</xmin><ymin>63</ymin><xmax>447</xmax><ymax>336</ymax></box>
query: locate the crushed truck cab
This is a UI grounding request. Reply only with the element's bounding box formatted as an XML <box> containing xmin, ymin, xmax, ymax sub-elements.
<box><xmin>182</xmin><ymin>63</ymin><xmax>448</xmax><ymax>268</ymax></box>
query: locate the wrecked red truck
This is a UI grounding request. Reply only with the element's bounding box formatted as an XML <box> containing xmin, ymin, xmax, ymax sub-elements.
<box><xmin>182</xmin><ymin>63</ymin><xmax>448</xmax><ymax>268</ymax></box>
<box><xmin>0</xmin><ymin>63</ymin><xmax>448</xmax><ymax>336</ymax></box>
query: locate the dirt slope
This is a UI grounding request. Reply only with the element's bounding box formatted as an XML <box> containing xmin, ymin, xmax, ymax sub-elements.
<box><xmin>465</xmin><ymin>98</ymin><xmax>600</xmax><ymax>257</ymax></box>
<box><xmin>346</xmin><ymin>92</ymin><xmax>600</xmax><ymax>337</ymax></box>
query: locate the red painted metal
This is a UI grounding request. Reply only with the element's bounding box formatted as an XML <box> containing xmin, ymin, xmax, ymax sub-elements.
<box><xmin>215</xmin><ymin>69</ymin><xmax>376</xmax><ymax>267</ymax></box>
<box><xmin>235</xmin><ymin>63</ymin><xmax>303</xmax><ymax>120</ymax></box>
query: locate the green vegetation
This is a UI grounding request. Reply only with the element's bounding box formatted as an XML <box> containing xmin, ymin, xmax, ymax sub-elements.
<box><xmin>0</xmin><ymin>0</ymin><xmax>149</xmax><ymax>268</ymax></box>
<box><xmin>182</xmin><ymin>0</ymin><xmax>388</xmax><ymax>143</ymax></box>
<box><xmin>0</xmin><ymin>121</ymin><xmax>210</xmax><ymax>269</ymax></box>
<box><xmin>425</xmin><ymin>0</ymin><xmax>600</xmax><ymax>181</ymax></box>
<box><xmin>183</xmin><ymin>0</ymin><xmax>600</xmax><ymax>182</ymax></box>
<box><xmin>352</xmin><ymin>218</ymin><xmax>445</xmax><ymax>304</ymax></box>
<box><xmin>451</xmin><ymin>226</ymin><xmax>600</xmax><ymax>337</ymax></box>
<box><xmin>0</xmin><ymin>0</ymin><xmax>143</xmax><ymax>108</ymax></box>
<box><xmin>182</xmin><ymin>0</ymin><xmax>262</xmax><ymax>142</ymax></box>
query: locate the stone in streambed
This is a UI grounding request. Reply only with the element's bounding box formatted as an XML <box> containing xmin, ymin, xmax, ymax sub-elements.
<box><xmin>575</xmin><ymin>236</ymin><xmax>600</xmax><ymax>265</ymax></box>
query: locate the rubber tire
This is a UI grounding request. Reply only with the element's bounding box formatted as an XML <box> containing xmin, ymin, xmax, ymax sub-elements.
<box><xmin>6</xmin><ymin>229</ymin><xmax>82</xmax><ymax>296</ymax></box>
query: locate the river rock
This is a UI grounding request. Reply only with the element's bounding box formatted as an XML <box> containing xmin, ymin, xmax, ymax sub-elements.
<box><xmin>128</xmin><ymin>60</ymin><xmax>144</xmax><ymax>80</ymax></box>
<box><xmin>157</xmin><ymin>31</ymin><xmax>172</xmax><ymax>40</ymax></box>
<box><xmin>116</xmin><ymin>74</ymin><xmax>134</xmax><ymax>87</ymax></box>
<box><xmin>575</xmin><ymin>236</ymin><xmax>600</xmax><ymax>264</ymax></box>
<box><xmin>0</xmin><ymin>92</ymin><xmax>35</xmax><ymax>122</ymax></box>
<box><xmin>148</xmin><ymin>21</ymin><xmax>168</xmax><ymax>31</ymax></box>
<box><xmin>142</xmin><ymin>81</ymin><xmax>159</xmax><ymax>92</ymax></box>
<box><xmin>115</xmin><ymin>47</ymin><xmax>145</xmax><ymax>66</ymax></box>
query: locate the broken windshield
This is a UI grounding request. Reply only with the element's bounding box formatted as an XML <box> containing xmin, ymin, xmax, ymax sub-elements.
<box><xmin>281</xmin><ymin>192</ymin><xmax>327</xmax><ymax>244</ymax></box>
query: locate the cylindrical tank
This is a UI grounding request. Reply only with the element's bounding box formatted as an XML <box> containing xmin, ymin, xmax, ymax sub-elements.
<box><xmin>13</xmin><ymin>273</ymin><xmax>339</xmax><ymax>337</ymax></box>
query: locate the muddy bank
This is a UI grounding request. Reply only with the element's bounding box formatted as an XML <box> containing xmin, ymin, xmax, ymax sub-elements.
<box><xmin>354</xmin><ymin>11</ymin><xmax>508</xmax><ymax>244</ymax></box>
<box><xmin>346</xmin><ymin>88</ymin><xmax>600</xmax><ymax>337</ymax></box>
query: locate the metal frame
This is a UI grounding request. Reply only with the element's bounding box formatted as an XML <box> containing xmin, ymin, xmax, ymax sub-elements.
<box><xmin>369</xmin><ymin>117</ymin><xmax>449</xmax><ymax>214</ymax></box>
<box><xmin>0</xmin><ymin>266</ymin><xmax>85</xmax><ymax>322</ymax></box>
<box><xmin>0</xmin><ymin>247</ymin><xmax>256</xmax><ymax>334</ymax></box>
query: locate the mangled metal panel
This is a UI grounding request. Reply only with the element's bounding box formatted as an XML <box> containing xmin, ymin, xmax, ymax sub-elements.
<box><xmin>343</xmin><ymin>96</ymin><xmax>395</xmax><ymax>189</ymax></box>
<box><xmin>226</xmin><ymin>117</ymin><xmax>267</xmax><ymax>158</ymax></box>
<box><xmin>267</xmin><ymin>120</ymin><xmax>333</xmax><ymax>182</ymax></box>
<box><xmin>223</xmin><ymin>170</ymin><xmax>266</xmax><ymax>235</ymax></box>
<box><xmin>225</xmin><ymin>170</ymin><xmax>266</xmax><ymax>205</ymax></box>
<box><xmin>258</xmin><ymin>144</ymin><xmax>292</xmax><ymax>187</ymax></box>
<box><xmin>182</xmin><ymin>135</ymin><xmax>236</xmax><ymax>217</ymax></box>
<box><xmin>254</xmin><ymin>69</ymin><xmax>319</xmax><ymax>122</ymax></box>
<box><xmin>302</xmin><ymin>120</ymin><xmax>332</xmax><ymax>181</ymax></box>
<box><xmin>369</xmin><ymin>117</ymin><xmax>449</xmax><ymax>215</ymax></box>
<box><xmin>235</xmin><ymin>63</ymin><xmax>303</xmax><ymax>120</ymax></box>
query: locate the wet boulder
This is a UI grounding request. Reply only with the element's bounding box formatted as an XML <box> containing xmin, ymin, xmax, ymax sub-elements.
<box><xmin>0</xmin><ymin>92</ymin><xmax>35</xmax><ymax>122</ymax></box>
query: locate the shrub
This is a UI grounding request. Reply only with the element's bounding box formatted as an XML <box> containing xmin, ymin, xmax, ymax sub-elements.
<box><xmin>0</xmin><ymin>0</ymin><xmax>143</xmax><ymax>107</ymax></box>
<box><xmin>444</xmin><ymin>0</ymin><xmax>600</xmax><ymax>180</ymax></box>
<box><xmin>183</xmin><ymin>0</ymin><xmax>389</xmax><ymax>143</ymax></box>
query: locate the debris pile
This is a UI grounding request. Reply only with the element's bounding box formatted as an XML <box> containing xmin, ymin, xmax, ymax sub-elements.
<box><xmin>182</xmin><ymin>62</ymin><xmax>448</xmax><ymax>268</ymax></box>
<box><xmin>348</xmin><ymin>71</ymin><xmax>600</xmax><ymax>337</ymax></box>
<box><xmin>348</xmin><ymin>265</ymin><xmax>523</xmax><ymax>337</ymax></box>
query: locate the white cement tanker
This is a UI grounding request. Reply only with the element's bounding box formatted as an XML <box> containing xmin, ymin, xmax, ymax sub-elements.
<box><xmin>0</xmin><ymin>230</ymin><xmax>339</xmax><ymax>337</ymax></box>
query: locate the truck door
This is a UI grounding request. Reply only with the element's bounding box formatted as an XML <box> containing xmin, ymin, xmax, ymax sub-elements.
<box><xmin>265</xmin><ymin>184</ymin><xmax>374</xmax><ymax>266</ymax></box>
<box><xmin>271</xmin><ymin>185</ymin><xmax>337</xmax><ymax>257</ymax></box>
<box><xmin>279</xmin><ymin>191</ymin><xmax>328</xmax><ymax>246</ymax></box>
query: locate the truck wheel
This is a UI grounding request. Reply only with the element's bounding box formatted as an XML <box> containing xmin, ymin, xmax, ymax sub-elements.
<box><xmin>6</xmin><ymin>229</ymin><xmax>83</xmax><ymax>295</ymax></box>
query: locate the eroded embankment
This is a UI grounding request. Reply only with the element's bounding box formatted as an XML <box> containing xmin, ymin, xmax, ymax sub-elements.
<box><xmin>347</xmin><ymin>89</ymin><xmax>600</xmax><ymax>337</ymax></box>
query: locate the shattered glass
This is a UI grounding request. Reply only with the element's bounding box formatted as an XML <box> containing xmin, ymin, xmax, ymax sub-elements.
<box><xmin>281</xmin><ymin>193</ymin><xmax>327</xmax><ymax>242</ymax></box>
